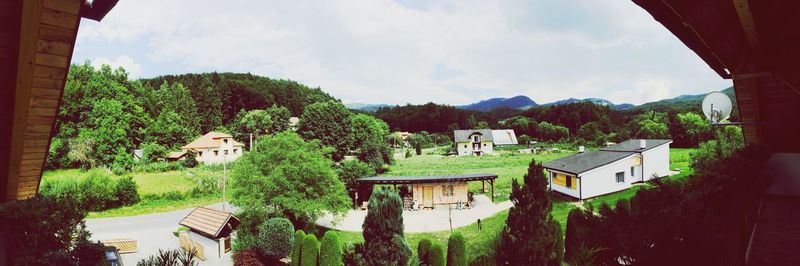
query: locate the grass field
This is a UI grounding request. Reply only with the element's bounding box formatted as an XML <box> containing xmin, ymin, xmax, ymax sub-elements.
<box><xmin>41</xmin><ymin>167</ymin><xmax>224</xmax><ymax>218</ymax></box>
<box><xmin>317</xmin><ymin>147</ymin><xmax>697</xmax><ymax>262</ymax></box>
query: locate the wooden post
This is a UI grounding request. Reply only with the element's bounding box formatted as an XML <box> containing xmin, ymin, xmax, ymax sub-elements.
<box><xmin>482</xmin><ymin>180</ymin><xmax>485</xmax><ymax>193</ymax></box>
<box><xmin>490</xmin><ymin>179</ymin><xmax>494</xmax><ymax>203</ymax></box>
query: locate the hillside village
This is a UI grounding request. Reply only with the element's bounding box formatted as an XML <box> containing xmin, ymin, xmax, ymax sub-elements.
<box><xmin>2</xmin><ymin>1</ymin><xmax>797</xmax><ymax>266</ymax></box>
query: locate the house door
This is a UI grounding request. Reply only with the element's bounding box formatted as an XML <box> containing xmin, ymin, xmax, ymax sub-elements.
<box><xmin>473</xmin><ymin>143</ymin><xmax>481</xmax><ymax>151</ymax></box>
<box><xmin>423</xmin><ymin>186</ymin><xmax>433</xmax><ymax>208</ymax></box>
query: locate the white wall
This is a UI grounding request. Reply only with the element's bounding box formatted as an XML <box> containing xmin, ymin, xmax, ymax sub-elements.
<box><xmin>578</xmin><ymin>154</ymin><xmax>638</xmax><ymax>199</ymax></box>
<box><xmin>455</xmin><ymin>141</ymin><xmax>494</xmax><ymax>155</ymax></box>
<box><xmin>642</xmin><ymin>143</ymin><xmax>671</xmax><ymax>181</ymax></box>
<box><xmin>186</xmin><ymin>137</ymin><xmax>243</xmax><ymax>165</ymax></box>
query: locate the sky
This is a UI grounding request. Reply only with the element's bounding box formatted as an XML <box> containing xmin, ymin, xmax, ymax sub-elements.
<box><xmin>72</xmin><ymin>0</ymin><xmax>732</xmax><ymax>106</ymax></box>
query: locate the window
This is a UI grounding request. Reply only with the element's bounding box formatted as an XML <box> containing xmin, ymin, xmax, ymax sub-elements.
<box><xmin>473</xmin><ymin>135</ymin><xmax>479</xmax><ymax>142</ymax></box>
<box><xmin>616</xmin><ymin>172</ymin><xmax>625</xmax><ymax>183</ymax></box>
<box><xmin>233</xmin><ymin>149</ymin><xmax>238</xmax><ymax>154</ymax></box>
<box><xmin>565</xmin><ymin>176</ymin><xmax>572</xmax><ymax>188</ymax></box>
<box><xmin>224</xmin><ymin>139</ymin><xmax>228</xmax><ymax>144</ymax></box>
<box><xmin>630</xmin><ymin>167</ymin><xmax>634</xmax><ymax>177</ymax></box>
<box><xmin>214</xmin><ymin>150</ymin><xmax>219</xmax><ymax>156</ymax></box>
<box><xmin>199</xmin><ymin>151</ymin><xmax>203</xmax><ymax>156</ymax></box>
<box><xmin>464</xmin><ymin>145</ymin><xmax>467</xmax><ymax>148</ymax></box>
<box><xmin>442</xmin><ymin>185</ymin><xmax>454</xmax><ymax>196</ymax></box>
<box><xmin>224</xmin><ymin>150</ymin><xmax>229</xmax><ymax>155</ymax></box>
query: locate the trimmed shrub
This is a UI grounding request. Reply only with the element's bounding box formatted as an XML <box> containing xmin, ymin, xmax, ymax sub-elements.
<box><xmin>446</xmin><ymin>232</ymin><xmax>467</xmax><ymax>266</ymax></box>
<box><xmin>292</xmin><ymin>230</ymin><xmax>306</xmax><ymax>265</ymax></box>
<box><xmin>319</xmin><ymin>231</ymin><xmax>343</xmax><ymax>266</ymax></box>
<box><xmin>362</xmin><ymin>188</ymin><xmax>412</xmax><ymax>265</ymax></box>
<box><xmin>257</xmin><ymin>218</ymin><xmax>295</xmax><ymax>262</ymax></box>
<box><xmin>429</xmin><ymin>243</ymin><xmax>445</xmax><ymax>266</ymax></box>
<box><xmin>115</xmin><ymin>176</ymin><xmax>140</xmax><ymax>206</ymax></box>
<box><xmin>301</xmin><ymin>234</ymin><xmax>320</xmax><ymax>266</ymax></box>
<box><xmin>417</xmin><ymin>238</ymin><xmax>432</xmax><ymax>265</ymax></box>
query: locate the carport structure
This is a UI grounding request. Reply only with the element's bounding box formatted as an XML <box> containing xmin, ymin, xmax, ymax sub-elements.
<box><xmin>357</xmin><ymin>173</ymin><xmax>498</xmax><ymax>209</ymax></box>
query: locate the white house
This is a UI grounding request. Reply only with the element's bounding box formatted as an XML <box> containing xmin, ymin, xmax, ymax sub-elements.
<box><xmin>170</xmin><ymin>132</ymin><xmax>245</xmax><ymax>165</ymax></box>
<box><xmin>542</xmin><ymin>139</ymin><xmax>672</xmax><ymax>200</ymax></box>
<box><xmin>454</xmin><ymin>129</ymin><xmax>495</xmax><ymax>156</ymax></box>
<box><xmin>491</xmin><ymin>129</ymin><xmax>518</xmax><ymax>145</ymax></box>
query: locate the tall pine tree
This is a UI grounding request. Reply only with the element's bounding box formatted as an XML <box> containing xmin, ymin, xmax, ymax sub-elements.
<box><xmin>496</xmin><ymin>159</ymin><xmax>563</xmax><ymax>265</ymax></box>
<box><xmin>362</xmin><ymin>188</ymin><xmax>411</xmax><ymax>266</ymax></box>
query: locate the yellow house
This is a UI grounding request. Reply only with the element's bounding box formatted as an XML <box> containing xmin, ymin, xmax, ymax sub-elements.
<box><xmin>357</xmin><ymin>173</ymin><xmax>497</xmax><ymax>209</ymax></box>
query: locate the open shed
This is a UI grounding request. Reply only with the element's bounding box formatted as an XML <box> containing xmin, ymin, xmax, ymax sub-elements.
<box><xmin>357</xmin><ymin>173</ymin><xmax>498</xmax><ymax>209</ymax></box>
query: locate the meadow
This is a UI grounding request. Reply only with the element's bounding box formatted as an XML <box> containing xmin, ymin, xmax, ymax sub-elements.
<box><xmin>320</xmin><ymin>147</ymin><xmax>697</xmax><ymax>262</ymax></box>
<box><xmin>41</xmin><ymin>167</ymin><xmax>225</xmax><ymax>218</ymax></box>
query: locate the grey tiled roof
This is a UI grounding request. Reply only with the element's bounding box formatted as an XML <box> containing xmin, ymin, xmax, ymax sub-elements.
<box><xmin>453</xmin><ymin>129</ymin><xmax>494</xmax><ymax>143</ymax></box>
<box><xmin>600</xmin><ymin>139</ymin><xmax>672</xmax><ymax>152</ymax></box>
<box><xmin>542</xmin><ymin>150</ymin><xmax>634</xmax><ymax>175</ymax></box>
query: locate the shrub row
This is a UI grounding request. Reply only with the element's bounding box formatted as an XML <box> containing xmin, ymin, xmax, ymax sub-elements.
<box><xmin>416</xmin><ymin>233</ymin><xmax>468</xmax><ymax>266</ymax></box>
<box><xmin>39</xmin><ymin>170</ymin><xmax>139</xmax><ymax>212</ymax></box>
<box><xmin>133</xmin><ymin>161</ymin><xmax>185</xmax><ymax>173</ymax></box>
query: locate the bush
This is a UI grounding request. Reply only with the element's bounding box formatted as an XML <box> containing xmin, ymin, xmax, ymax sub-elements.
<box><xmin>136</xmin><ymin>248</ymin><xmax>198</xmax><ymax>266</ymax></box>
<box><xmin>115</xmin><ymin>176</ymin><xmax>140</xmax><ymax>206</ymax></box>
<box><xmin>301</xmin><ymin>234</ymin><xmax>320</xmax><ymax>266</ymax></box>
<box><xmin>292</xmin><ymin>230</ymin><xmax>306</xmax><ymax>265</ymax></box>
<box><xmin>320</xmin><ymin>231</ymin><xmax>343</xmax><ymax>266</ymax></box>
<box><xmin>362</xmin><ymin>188</ymin><xmax>412</xmax><ymax>265</ymax></box>
<box><xmin>343</xmin><ymin>242</ymin><xmax>366</xmax><ymax>266</ymax></box>
<box><xmin>257</xmin><ymin>218</ymin><xmax>295</xmax><ymax>262</ymax></box>
<box><xmin>183</xmin><ymin>150</ymin><xmax>198</xmax><ymax>168</ymax></box>
<box><xmin>429</xmin><ymin>243</ymin><xmax>445</xmax><ymax>266</ymax></box>
<box><xmin>405</xmin><ymin>149</ymin><xmax>412</xmax><ymax>158</ymax></box>
<box><xmin>447</xmin><ymin>232</ymin><xmax>467</xmax><ymax>266</ymax></box>
<box><xmin>136</xmin><ymin>161</ymin><xmax>184</xmax><ymax>173</ymax></box>
<box><xmin>173</xmin><ymin>226</ymin><xmax>190</xmax><ymax>237</ymax></box>
<box><xmin>417</xmin><ymin>238</ymin><xmax>431</xmax><ymax>265</ymax></box>
<box><xmin>79</xmin><ymin>170</ymin><xmax>118</xmax><ymax>211</ymax></box>
<box><xmin>233</xmin><ymin>248</ymin><xmax>266</xmax><ymax>266</ymax></box>
<box><xmin>468</xmin><ymin>255</ymin><xmax>495</xmax><ymax>266</ymax></box>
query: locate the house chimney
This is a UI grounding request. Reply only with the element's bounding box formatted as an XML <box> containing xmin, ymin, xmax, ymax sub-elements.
<box><xmin>639</xmin><ymin>139</ymin><xmax>646</xmax><ymax>149</ymax></box>
<box><xmin>578</xmin><ymin>146</ymin><xmax>585</xmax><ymax>153</ymax></box>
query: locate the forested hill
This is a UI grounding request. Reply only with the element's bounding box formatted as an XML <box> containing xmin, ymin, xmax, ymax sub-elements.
<box><xmin>141</xmin><ymin>73</ymin><xmax>337</xmax><ymax>132</ymax></box>
<box><xmin>373</xmin><ymin>103</ymin><xmax>497</xmax><ymax>132</ymax></box>
<box><xmin>635</xmin><ymin>86</ymin><xmax>736</xmax><ymax>113</ymax></box>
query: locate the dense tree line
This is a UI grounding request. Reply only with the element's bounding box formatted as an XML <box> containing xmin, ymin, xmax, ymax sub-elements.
<box><xmin>373</xmin><ymin>103</ymin><xmax>497</xmax><ymax>133</ymax></box>
<box><xmin>48</xmin><ymin>63</ymin><xmax>338</xmax><ymax>171</ymax></box>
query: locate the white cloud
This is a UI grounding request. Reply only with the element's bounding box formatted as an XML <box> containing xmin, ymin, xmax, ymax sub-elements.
<box><xmin>91</xmin><ymin>55</ymin><xmax>142</xmax><ymax>79</ymax></box>
<box><xmin>75</xmin><ymin>0</ymin><xmax>731</xmax><ymax>105</ymax></box>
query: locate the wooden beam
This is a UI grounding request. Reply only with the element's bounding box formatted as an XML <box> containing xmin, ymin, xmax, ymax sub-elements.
<box><xmin>660</xmin><ymin>0</ymin><xmax>732</xmax><ymax>78</ymax></box>
<box><xmin>7</xmin><ymin>0</ymin><xmax>44</xmax><ymax>200</ymax></box>
<box><xmin>732</xmin><ymin>0</ymin><xmax>759</xmax><ymax>50</ymax></box>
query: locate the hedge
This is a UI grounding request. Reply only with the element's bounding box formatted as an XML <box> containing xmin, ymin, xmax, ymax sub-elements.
<box><xmin>429</xmin><ymin>243</ymin><xmax>445</xmax><ymax>266</ymax></box>
<box><xmin>319</xmin><ymin>231</ymin><xmax>342</xmax><ymax>266</ymax></box>
<box><xmin>417</xmin><ymin>238</ymin><xmax>432</xmax><ymax>265</ymax></box>
<box><xmin>292</xmin><ymin>230</ymin><xmax>306</xmax><ymax>265</ymax></box>
<box><xmin>446</xmin><ymin>232</ymin><xmax>467</xmax><ymax>266</ymax></box>
<box><xmin>301</xmin><ymin>234</ymin><xmax>320</xmax><ymax>266</ymax></box>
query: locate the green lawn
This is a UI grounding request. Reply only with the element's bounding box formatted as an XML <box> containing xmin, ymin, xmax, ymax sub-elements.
<box><xmin>41</xmin><ymin>167</ymin><xmax>224</xmax><ymax>218</ymax></box>
<box><xmin>315</xmin><ymin>147</ymin><xmax>697</xmax><ymax>261</ymax></box>
<box><xmin>386</xmin><ymin>150</ymin><xmax>576</xmax><ymax>201</ymax></box>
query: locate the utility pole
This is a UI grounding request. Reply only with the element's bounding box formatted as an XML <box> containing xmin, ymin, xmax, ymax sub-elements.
<box><xmin>222</xmin><ymin>154</ymin><xmax>227</xmax><ymax>211</ymax></box>
<box><xmin>249</xmin><ymin>133</ymin><xmax>253</xmax><ymax>151</ymax></box>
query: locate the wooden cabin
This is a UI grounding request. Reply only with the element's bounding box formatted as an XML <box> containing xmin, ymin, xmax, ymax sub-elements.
<box><xmin>357</xmin><ymin>173</ymin><xmax>497</xmax><ymax>209</ymax></box>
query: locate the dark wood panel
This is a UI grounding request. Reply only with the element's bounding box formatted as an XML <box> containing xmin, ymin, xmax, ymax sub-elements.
<box><xmin>40</xmin><ymin>8</ymin><xmax>78</xmax><ymax>30</ymax></box>
<box><xmin>31</xmin><ymin>87</ymin><xmax>61</xmax><ymax>99</ymax></box>
<box><xmin>33</xmin><ymin>64</ymin><xmax>66</xmax><ymax>79</ymax></box>
<box><xmin>38</xmin><ymin>24</ymin><xmax>73</xmax><ymax>42</ymax></box>
<box><xmin>43</xmin><ymin>0</ymin><xmax>81</xmax><ymax>15</ymax></box>
<box><xmin>37</xmin><ymin>39</ymin><xmax>71</xmax><ymax>56</ymax></box>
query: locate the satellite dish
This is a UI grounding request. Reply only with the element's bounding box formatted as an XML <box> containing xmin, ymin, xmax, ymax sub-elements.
<box><xmin>701</xmin><ymin>91</ymin><xmax>732</xmax><ymax>124</ymax></box>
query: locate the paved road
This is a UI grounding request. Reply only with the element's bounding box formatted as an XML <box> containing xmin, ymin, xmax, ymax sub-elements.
<box><xmin>86</xmin><ymin>203</ymin><xmax>238</xmax><ymax>265</ymax></box>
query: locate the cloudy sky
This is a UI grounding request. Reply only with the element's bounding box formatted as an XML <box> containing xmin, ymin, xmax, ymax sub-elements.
<box><xmin>73</xmin><ymin>0</ymin><xmax>732</xmax><ymax>106</ymax></box>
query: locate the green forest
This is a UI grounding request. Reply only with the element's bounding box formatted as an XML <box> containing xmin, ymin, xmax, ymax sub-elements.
<box><xmin>48</xmin><ymin>63</ymin><xmax>723</xmax><ymax>173</ymax></box>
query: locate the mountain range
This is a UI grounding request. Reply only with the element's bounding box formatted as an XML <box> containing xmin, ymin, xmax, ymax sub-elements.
<box><xmin>346</xmin><ymin>86</ymin><xmax>735</xmax><ymax>112</ymax></box>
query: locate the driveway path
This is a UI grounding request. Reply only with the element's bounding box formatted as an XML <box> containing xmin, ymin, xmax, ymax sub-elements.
<box><xmin>316</xmin><ymin>195</ymin><xmax>513</xmax><ymax>233</ymax></box>
<box><xmin>86</xmin><ymin>202</ymin><xmax>238</xmax><ymax>266</ymax></box>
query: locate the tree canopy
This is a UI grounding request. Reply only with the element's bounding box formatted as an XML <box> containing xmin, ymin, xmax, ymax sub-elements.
<box><xmin>230</xmin><ymin>132</ymin><xmax>350</xmax><ymax>223</ymax></box>
<box><xmin>298</xmin><ymin>101</ymin><xmax>353</xmax><ymax>162</ymax></box>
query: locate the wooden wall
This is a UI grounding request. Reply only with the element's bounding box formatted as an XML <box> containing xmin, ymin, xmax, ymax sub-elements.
<box><xmin>5</xmin><ymin>0</ymin><xmax>82</xmax><ymax>201</ymax></box>
<box><xmin>0</xmin><ymin>0</ymin><xmax>23</xmax><ymax>201</ymax></box>
<box><xmin>734</xmin><ymin>73</ymin><xmax>800</xmax><ymax>152</ymax></box>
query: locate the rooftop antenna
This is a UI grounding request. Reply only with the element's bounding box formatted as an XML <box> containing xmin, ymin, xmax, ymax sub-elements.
<box><xmin>701</xmin><ymin>91</ymin><xmax>733</xmax><ymax>125</ymax></box>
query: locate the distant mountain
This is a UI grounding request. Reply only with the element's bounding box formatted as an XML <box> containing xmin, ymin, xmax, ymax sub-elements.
<box><xmin>459</xmin><ymin>95</ymin><xmax>538</xmax><ymax>111</ymax></box>
<box><xmin>345</xmin><ymin>103</ymin><xmax>393</xmax><ymax>112</ymax></box>
<box><xmin>541</xmin><ymin>98</ymin><xmax>634</xmax><ymax>110</ymax></box>
<box><xmin>635</xmin><ymin>86</ymin><xmax>736</xmax><ymax>111</ymax></box>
